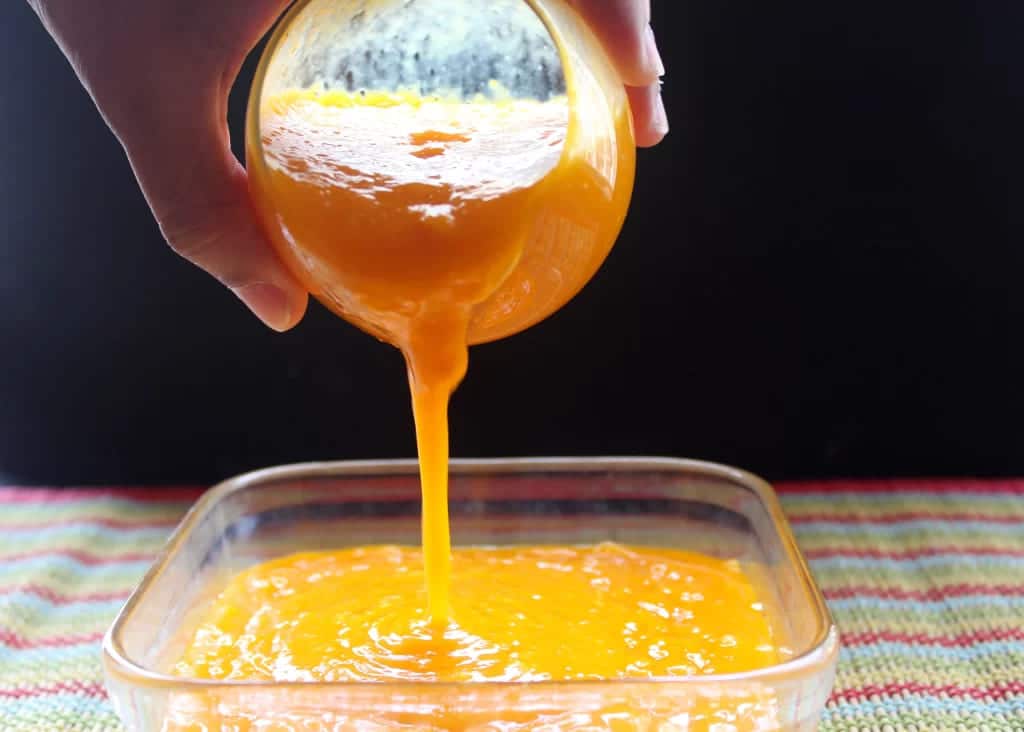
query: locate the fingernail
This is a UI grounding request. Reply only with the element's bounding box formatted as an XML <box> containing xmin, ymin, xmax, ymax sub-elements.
<box><xmin>234</xmin><ymin>282</ymin><xmax>293</xmax><ymax>332</ymax></box>
<box><xmin>644</xmin><ymin>25</ymin><xmax>665</xmax><ymax>79</ymax></box>
<box><xmin>652</xmin><ymin>87</ymin><xmax>669</xmax><ymax>137</ymax></box>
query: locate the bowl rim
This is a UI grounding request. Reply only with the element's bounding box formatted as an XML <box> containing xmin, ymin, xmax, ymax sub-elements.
<box><xmin>103</xmin><ymin>456</ymin><xmax>838</xmax><ymax>693</ymax></box>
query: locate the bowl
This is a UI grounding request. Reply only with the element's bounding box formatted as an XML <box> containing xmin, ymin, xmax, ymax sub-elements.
<box><xmin>245</xmin><ymin>0</ymin><xmax>636</xmax><ymax>346</ymax></box>
<box><xmin>102</xmin><ymin>458</ymin><xmax>838</xmax><ymax>731</ymax></box>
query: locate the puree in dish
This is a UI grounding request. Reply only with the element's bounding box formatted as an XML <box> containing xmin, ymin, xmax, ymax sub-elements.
<box><xmin>174</xmin><ymin>543</ymin><xmax>777</xmax><ymax>682</ymax></box>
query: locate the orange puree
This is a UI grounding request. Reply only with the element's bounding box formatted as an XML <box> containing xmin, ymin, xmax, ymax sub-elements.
<box><xmin>248</xmin><ymin>88</ymin><xmax>634</xmax><ymax>624</ymax></box>
<box><xmin>175</xmin><ymin>544</ymin><xmax>777</xmax><ymax>682</ymax></box>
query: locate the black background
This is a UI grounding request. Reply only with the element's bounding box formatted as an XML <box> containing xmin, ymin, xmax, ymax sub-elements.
<box><xmin>3</xmin><ymin>1</ymin><xmax>1023</xmax><ymax>485</ymax></box>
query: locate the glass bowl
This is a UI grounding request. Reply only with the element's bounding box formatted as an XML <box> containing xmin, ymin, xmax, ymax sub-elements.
<box><xmin>245</xmin><ymin>0</ymin><xmax>635</xmax><ymax>345</ymax></box>
<box><xmin>102</xmin><ymin>458</ymin><xmax>838</xmax><ymax>731</ymax></box>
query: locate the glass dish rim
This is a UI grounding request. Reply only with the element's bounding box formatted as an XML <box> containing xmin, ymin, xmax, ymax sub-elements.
<box><xmin>102</xmin><ymin>456</ymin><xmax>839</xmax><ymax>692</ymax></box>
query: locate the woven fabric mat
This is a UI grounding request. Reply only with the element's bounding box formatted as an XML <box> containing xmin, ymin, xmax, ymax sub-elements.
<box><xmin>0</xmin><ymin>481</ymin><xmax>1021</xmax><ymax>731</ymax></box>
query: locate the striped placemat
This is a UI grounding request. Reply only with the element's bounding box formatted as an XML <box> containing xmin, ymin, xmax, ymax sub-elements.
<box><xmin>0</xmin><ymin>481</ymin><xmax>1021</xmax><ymax>730</ymax></box>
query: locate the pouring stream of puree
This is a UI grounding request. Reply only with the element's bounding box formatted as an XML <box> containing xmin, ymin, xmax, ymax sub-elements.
<box><xmin>247</xmin><ymin>9</ymin><xmax>634</xmax><ymax>626</ymax></box>
<box><xmin>180</xmin><ymin>5</ymin><xmax>787</xmax><ymax>711</ymax></box>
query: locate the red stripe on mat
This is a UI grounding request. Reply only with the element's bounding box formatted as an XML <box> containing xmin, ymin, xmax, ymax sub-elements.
<box><xmin>842</xmin><ymin>628</ymin><xmax>1024</xmax><ymax>648</ymax></box>
<box><xmin>0</xmin><ymin>487</ymin><xmax>204</xmax><ymax>503</ymax></box>
<box><xmin>1</xmin><ymin>511</ymin><xmax>1020</xmax><ymax>529</ymax></box>
<box><xmin>0</xmin><ymin>585</ymin><xmax>132</xmax><ymax>605</ymax></box>
<box><xmin>778</xmin><ymin>479</ymin><xmax>1024</xmax><ymax>494</ymax></box>
<box><xmin>0</xmin><ymin>517</ymin><xmax>182</xmax><ymax>531</ymax></box>
<box><xmin>5</xmin><ymin>680</ymin><xmax>1024</xmax><ymax>705</ymax></box>
<box><xmin>0</xmin><ymin>680</ymin><xmax>107</xmax><ymax>700</ymax></box>
<box><xmin>831</xmin><ymin>680</ymin><xmax>1024</xmax><ymax>704</ymax></box>
<box><xmin>0</xmin><ymin>630</ymin><xmax>104</xmax><ymax>650</ymax></box>
<box><xmin>805</xmin><ymin>546</ymin><xmax>1024</xmax><ymax>560</ymax></box>
<box><xmin>824</xmin><ymin>584</ymin><xmax>1024</xmax><ymax>600</ymax></box>
<box><xmin>789</xmin><ymin>512</ymin><xmax>1024</xmax><ymax>524</ymax></box>
<box><xmin>0</xmin><ymin>549</ymin><xmax>156</xmax><ymax>565</ymax></box>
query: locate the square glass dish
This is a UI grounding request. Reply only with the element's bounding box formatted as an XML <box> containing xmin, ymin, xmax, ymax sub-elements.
<box><xmin>103</xmin><ymin>457</ymin><xmax>838</xmax><ymax>731</ymax></box>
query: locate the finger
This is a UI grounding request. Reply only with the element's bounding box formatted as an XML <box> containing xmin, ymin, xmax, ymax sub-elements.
<box><xmin>117</xmin><ymin>0</ymin><xmax>304</xmax><ymax>331</ymax></box>
<box><xmin>627</xmin><ymin>82</ymin><xmax>669</xmax><ymax>148</ymax></box>
<box><xmin>570</xmin><ymin>0</ymin><xmax>663</xmax><ymax>87</ymax></box>
<box><xmin>208</xmin><ymin>0</ymin><xmax>294</xmax><ymax>71</ymax></box>
<box><xmin>118</xmin><ymin>93</ymin><xmax>308</xmax><ymax>332</ymax></box>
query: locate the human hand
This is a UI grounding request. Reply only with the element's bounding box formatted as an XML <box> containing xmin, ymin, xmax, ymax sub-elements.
<box><xmin>29</xmin><ymin>0</ymin><xmax>667</xmax><ymax>332</ymax></box>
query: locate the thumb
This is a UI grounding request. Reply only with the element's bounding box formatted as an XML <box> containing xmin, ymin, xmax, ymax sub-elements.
<box><xmin>118</xmin><ymin>90</ymin><xmax>308</xmax><ymax>332</ymax></box>
<box><xmin>571</xmin><ymin>0</ymin><xmax>662</xmax><ymax>87</ymax></box>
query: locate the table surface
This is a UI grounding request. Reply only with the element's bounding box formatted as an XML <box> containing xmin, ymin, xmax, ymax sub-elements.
<box><xmin>0</xmin><ymin>479</ymin><xmax>1021</xmax><ymax>731</ymax></box>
